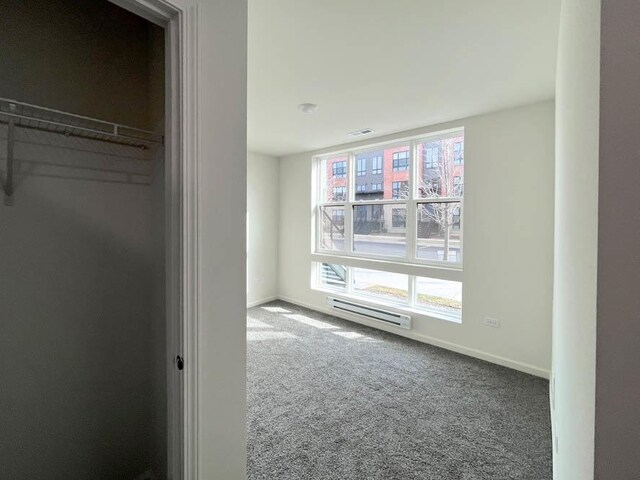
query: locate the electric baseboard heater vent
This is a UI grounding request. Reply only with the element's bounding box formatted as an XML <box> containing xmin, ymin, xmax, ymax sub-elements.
<box><xmin>326</xmin><ymin>297</ymin><xmax>411</xmax><ymax>329</ymax></box>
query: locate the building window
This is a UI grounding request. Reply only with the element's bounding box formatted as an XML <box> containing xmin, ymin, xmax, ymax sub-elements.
<box><xmin>357</xmin><ymin>158</ymin><xmax>367</xmax><ymax>176</ymax></box>
<box><xmin>452</xmin><ymin>206</ymin><xmax>461</xmax><ymax>230</ymax></box>
<box><xmin>372</xmin><ymin>155</ymin><xmax>382</xmax><ymax>175</ymax></box>
<box><xmin>392</xmin><ymin>208</ymin><xmax>406</xmax><ymax>228</ymax></box>
<box><xmin>314</xmin><ymin>130</ymin><xmax>464</xmax><ymax>322</ymax></box>
<box><xmin>454</xmin><ymin>142</ymin><xmax>464</xmax><ymax>165</ymax></box>
<box><xmin>392</xmin><ymin>151</ymin><xmax>409</xmax><ymax>171</ymax></box>
<box><xmin>453</xmin><ymin>175</ymin><xmax>463</xmax><ymax>195</ymax></box>
<box><xmin>332</xmin><ymin>186</ymin><xmax>346</xmax><ymax>201</ymax></box>
<box><xmin>332</xmin><ymin>208</ymin><xmax>344</xmax><ymax>223</ymax></box>
<box><xmin>424</xmin><ymin>146</ymin><xmax>439</xmax><ymax>169</ymax></box>
<box><xmin>332</xmin><ymin>160</ymin><xmax>346</xmax><ymax>178</ymax></box>
<box><xmin>392</xmin><ymin>181</ymin><xmax>408</xmax><ymax>199</ymax></box>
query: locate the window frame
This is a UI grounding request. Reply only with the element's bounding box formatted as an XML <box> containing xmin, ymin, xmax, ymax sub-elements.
<box><xmin>356</xmin><ymin>157</ymin><xmax>367</xmax><ymax>176</ymax></box>
<box><xmin>332</xmin><ymin>185</ymin><xmax>346</xmax><ymax>202</ymax></box>
<box><xmin>392</xmin><ymin>150</ymin><xmax>410</xmax><ymax>172</ymax></box>
<box><xmin>313</xmin><ymin>128</ymin><xmax>464</xmax><ymax>322</ymax></box>
<box><xmin>313</xmin><ymin>260</ymin><xmax>463</xmax><ymax>323</ymax></box>
<box><xmin>424</xmin><ymin>145</ymin><xmax>440</xmax><ymax>169</ymax></box>
<box><xmin>332</xmin><ymin>160</ymin><xmax>347</xmax><ymax>178</ymax></box>
<box><xmin>371</xmin><ymin>155</ymin><xmax>383</xmax><ymax>175</ymax></box>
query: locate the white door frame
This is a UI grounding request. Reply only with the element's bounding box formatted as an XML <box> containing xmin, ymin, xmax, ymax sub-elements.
<box><xmin>109</xmin><ymin>1</ymin><xmax>199</xmax><ymax>479</ymax></box>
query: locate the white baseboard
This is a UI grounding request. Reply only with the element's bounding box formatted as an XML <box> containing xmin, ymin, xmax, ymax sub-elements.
<box><xmin>247</xmin><ymin>295</ymin><xmax>279</xmax><ymax>309</ymax></box>
<box><xmin>278</xmin><ymin>295</ymin><xmax>550</xmax><ymax>379</ymax></box>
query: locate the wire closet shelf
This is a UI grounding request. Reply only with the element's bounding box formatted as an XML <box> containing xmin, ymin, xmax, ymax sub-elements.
<box><xmin>0</xmin><ymin>97</ymin><xmax>163</xmax><ymax>148</ymax></box>
<box><xmin>0</xmin><ymin>97</ymin><xmax>165</xmax><ymax>205</ymax></box>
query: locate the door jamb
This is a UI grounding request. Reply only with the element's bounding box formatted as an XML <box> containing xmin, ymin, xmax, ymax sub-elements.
<box><xmin>108</xmin><ymin>1</ymin><xmax>199</xmax><ymax>479</ymax></box>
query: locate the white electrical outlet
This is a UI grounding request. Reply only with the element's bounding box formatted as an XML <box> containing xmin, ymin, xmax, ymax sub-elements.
<box><xmin>484</xmin><ymin>317</ymin><xmax>500</xmax><ymax>328</ymax></box>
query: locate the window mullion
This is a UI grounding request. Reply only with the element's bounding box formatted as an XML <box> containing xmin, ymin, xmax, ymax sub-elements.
<box><xmin>408</xmin><ymin>274</ymin><xmax>416</xmax><ymax>307</ymax></box>
<box><xmin>344</xmin><ymin>152</ymin><xmax>354</xmax><ymax>255</ymax></box>
<box><xmin>406</xmin><ymin>140</ymin><xmax>418</xmax><ymax>263</ymax></box>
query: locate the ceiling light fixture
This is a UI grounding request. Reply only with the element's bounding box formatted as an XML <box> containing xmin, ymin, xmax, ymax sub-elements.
<box><xmin>298</xmin><ymin>103</ymin><xmax>318</xmax><ymax>114</ymax></box>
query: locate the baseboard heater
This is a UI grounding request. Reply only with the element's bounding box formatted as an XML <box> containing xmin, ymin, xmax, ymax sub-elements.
<box><xmin>326</xmin><ymin>296</ymin><xmax>411</xmax><ymax>329</ymax></box>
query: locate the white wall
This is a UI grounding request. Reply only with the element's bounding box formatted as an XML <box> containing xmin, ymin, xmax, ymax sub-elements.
<box><xmin>247</xmin><ymin>152</ymin><xmax>279</xmax><ymax>307</ymax></box>
<box><xmin>279</xmin><ymin>101</ymin><xmax>555</xmax><ymax>377</ymax></box>
<box><xmin>192</xmin><ymin>0</ymin><xmax>247</xmax><ymax>478</ymax></box>
<box><xmin>595</xmin><ymin>1</ymin><xmax>640</xmax><ymax>476</ymax></box>
<box><xmin>0</xmin><ymin>176</ymin><xmax>164</xmax><ymax>479</ymax></box>
<box><xmin>552</xmin><ymin>1</ymin><xmax>600</xmax><ymax>478</ymax></box>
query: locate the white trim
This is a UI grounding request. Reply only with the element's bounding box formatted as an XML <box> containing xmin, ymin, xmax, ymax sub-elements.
<box><xmin>311</xmin><ymin>252</ymin><xmax>463</xmax><ymax>282</ymax></box>
<box><xmin>314</xmin><ymin>129</ymin><xmax>463</xmax><ymax>163</ymax></box>
<box><xmin>181</xmin><ymin>6</ymin><xmax>199</xmax><ymax>480</ymax></box>
<box><xmin>277</xmin><ymin>295</ymin><xmax>550</xmax><ymax>379</ymax></box>
<box><xmin>247</xmin><ymin>296</ymin><xmax>279</xmax><ymax>308</ymax></box>
<box><xmin>108</xmin><ymin>2</ymin><xmax>197</xmax><ymax>480</ymax></box>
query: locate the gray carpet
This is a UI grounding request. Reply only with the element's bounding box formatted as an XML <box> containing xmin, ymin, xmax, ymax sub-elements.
<box><xmin>247</xmin><ymin>301</ymin><xmax>552</xmax><ymax>480</ymax></box>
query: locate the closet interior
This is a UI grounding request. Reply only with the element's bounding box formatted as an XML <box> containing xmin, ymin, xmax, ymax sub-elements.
<box><xmin>0</xmin><ymin>1</ymin><xmax>169</xmax><ymax>479</ymax></box>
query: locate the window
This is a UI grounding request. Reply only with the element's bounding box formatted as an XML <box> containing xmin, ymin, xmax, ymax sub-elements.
<box><xmin>314</xmin><ymin>130</ymin><xmax>464</xmax><ymax>321</ymax></box>
<box><xmin>332</xmin><ymin>160</ymin><xmax>346</xmax><ymax>178</ymax></box>
<box><xmin>332</xmin><ymin>186</ymin><xmax>346</xmax><ymax>201</ymax></box>
<box><xmin>314</xmin><ymin>262</ymin><xmax>462</xmax><ymax>321</ymax></box>
<box><xmin>392</xmin><ymin>208</ymin><xmax>406</xmax><ymax>228</ymax></box>
<box><xmin>353</xmin><ymin>268</ymin><xmax>408</xmax><ymax>303</ymax></box>
<box><xmin>452</xmin><ymin>206</ymin><xmax>461</xmax><ymax>231</ymax></box>
<box><xmin>415</xmin><ymin>276</ymin><xmax>462</xmax><ymax>318</ymax></box>
<box><xmin>319</xmin><ymin>206</ymin><xmax>345</xmax><ymax>252</ymax></box>
<box><xmin>319</xmin><ymin>263</ymin><xmax>346</xmax><ymax>290</ymax></box>
<box><xmin>392</xmin><ymin>181</ymin><xmax>408</xmax><ymax>199</ymax></box>
<box><xmin>454</xmin><ymin>142</ymin><xmax>464</xmax><ymax>165</ymax></box>
<box><xmin>372</xmin><ymin>155</ymin><xmax>382</xmax><ymax>175</ymax></box>
<box><xmin>453</xmin><ymin>175</ymin><xmax>463</xmax><ymax>196</ymax></box>
<box><xmin>424</xmin><ymin>145</ymin><xmax>439</xmax><ymax>169</ymax></box>
<box><xmin>392</xmin><ymin>151</ymin><xmax>409</xmax><ymax>171</ymax></box>
<box><xmin>357</xmin><ymin>158</ymin><xmax>367</xmax><ymax>176</ymax></box>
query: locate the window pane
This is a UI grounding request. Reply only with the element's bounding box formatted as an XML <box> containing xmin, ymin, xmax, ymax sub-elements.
<box><xmin>392</xmin><ymin>180</ymin><xmax>409</xmax><ymax>199</ymax></box>
<box><xmin>353</xmin><ymin>204</ymin><xmax>406</xmax><ymax>257</ymax></box>
<box><xmin>319</xmin><ymin>263</ymin><xmax>346</xmax><ymax>290</ymax></box>
<box><xmin>319</xmin><ymin>206</ymin><xmax>345</xmax><ymax>251</ymax></box>
<box><xmin>353</xmin><ymin>268</ymin><xmax>408</xmax><ymax>303</ymax></box>
<box><xmin>355</xmin><ymin>151</ymin><xmax>384</xmax><ymax>202</ymax></box>
<box><xmin>415</xmin><ymin>277</ymin><xmax>462</xmax><ymax>317</ymax></box>
<box><xmin>416</xmin><ymin>202</ymin><xmax>462</xmax><ymax>263</ymax></box>
<box><xmin>392</xmin><ymin>150</ymin><xmax>409</xmax><ymax>172</ymax></box>
<box><xmin>320</xmin><ymin>156</ymin><xmax>348</xmax><ymax>203</ymax></box>
<box><xmin>417</xmin><ymin>134</ymin><xmax>464</xmax><ymax>199</ymax></box>
<box><xmin>354</xmin><ymin>145</ymin><xmax>410</xmax><ymax>202</ymax></box>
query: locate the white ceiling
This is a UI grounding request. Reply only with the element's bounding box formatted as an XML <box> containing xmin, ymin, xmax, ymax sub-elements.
<box><xmin>248</xmin><ymin>0</ymin><xmax>561</xmax><ymax>157</ymax></box>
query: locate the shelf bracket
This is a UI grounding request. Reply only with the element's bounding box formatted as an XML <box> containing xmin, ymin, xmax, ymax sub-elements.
<box><xmin>4</xmin><ymin>113</ymin><xmax>15</xmax><ymax>206</ymax></box>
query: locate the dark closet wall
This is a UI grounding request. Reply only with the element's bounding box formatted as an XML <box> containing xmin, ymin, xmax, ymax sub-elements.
<box><xmin>0</xmin><ymin>0</ymin><xmax>164</xmax><ymax>130</ymax></box>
